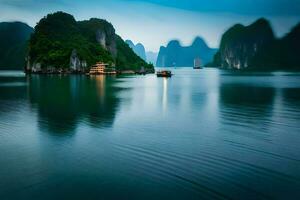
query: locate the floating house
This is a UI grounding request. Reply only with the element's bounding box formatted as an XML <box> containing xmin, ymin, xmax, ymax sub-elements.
<box><xmin>89</xmin><ymin>62</ymin><xmax>116</xmax><ymax>75</ymax></box>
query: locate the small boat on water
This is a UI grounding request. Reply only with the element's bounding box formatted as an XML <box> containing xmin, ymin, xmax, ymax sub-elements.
<box><xmin>193</xmin><ymin>66</ymin><xmax>202</xmax><ymax>69</ymax></box>
<box><xmin>193</xmin><ymin>57</ymin><xmax>203</xmax><ymax>69</ymax></box>
<box><xmin>156</xmin><ymin>70</ymin><xmax>173</xmax><ymax>78</ymax></box>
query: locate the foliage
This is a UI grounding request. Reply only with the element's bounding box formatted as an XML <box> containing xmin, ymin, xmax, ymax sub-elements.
<box><xmin>28</xmin><ymin>12</ymin><xmax>153</xmax><ymax>70</ymax></box>
<box><xmin>115</xmin><ymin>35</ymin><xmax>153</xmax><ymax>70</ymax></box>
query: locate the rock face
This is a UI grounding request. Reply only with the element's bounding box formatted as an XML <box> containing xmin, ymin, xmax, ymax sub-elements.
<box><xmin>212</xmin><ymin>18</ymin><xmax>275</xmax><ymax>69</ymax></box>
<box><xmin>79</xmin><ymin>18</ymin><xmax>117</xmax><ymax>57</ymax></box>
<box><xmin>27</xmin><ymin>12</ymin><xmax>153</xmax><ymax>72</ymax></box>
<box><xmin>156</xmin><ymin>37</ymin><xmax>217</xmax><ymax>67</ymax></box>
<box><xmin>125</xmin><ymin>40</ymin><xmax>146</xmax><ymax>61</ymax></box>
<box><xmin>0</xmin><ymin>22</ymin><xmax>33</xmax><ymax>70</ymax></box>
<box><xmin>211</xmin><ymin>18</ymin><xmax>300</xmax><ymax>70</ymax></box>
<box><xmin>70</xmin><ymin>49</ymin><xmax>87</xmax><ymax>71</ymax></box>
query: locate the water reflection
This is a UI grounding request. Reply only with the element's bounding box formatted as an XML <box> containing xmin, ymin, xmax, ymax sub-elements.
<box><xmin>28</xmin><ymin>75</ymin><xmax>122</xmax><ymax>134</ymax></box>
<box><xmin>0</xmin><ymin>70</ymin><xmax>300</xmax><ymax>199</ymax></box>
<box><xmin>0</xmin><ymin>76</ymin><xmax>27</xmax><ymax>115</ymax></box>
<box><xmin>162</xmin><ymin>78</ymin><xmax>168</xmax><ymax>113</ymax></box>
<box><xmin>282</xmin><ymin>88</ymin><xmax>300</xmax><ymax>105</ymax></box>
<box><xmin>220</xmin><ymin>84</ymin><xmax>276</xmax><ymax>106</ymax></box>
<box><xmin>218</xmin><ymin>83</ymin><xmax>277</xmax><ymax>141</ymax></box>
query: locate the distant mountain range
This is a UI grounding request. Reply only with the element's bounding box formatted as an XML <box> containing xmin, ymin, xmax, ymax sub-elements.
<box><xmin>126</xmin><ymin>40</ymin><xmax>158</xmax><ymax>65</ymax></box>
<box><xmin>125</xmin><ymin>40</ymin><xmax>146</xmax><ymax>61</ymax></box>
<box><xmin>0</xmin><ymin>22</ymin><xmax>33</xmax><ymax>70</ymax></box>
<box><xmin>156</xmin><ymin>37</ymin><xmax>217</xmax><ymax>67</ymax></box>
<box><xmin>210</xmin><ymin>18</ymin><xmax>300</xmax><ymax>70</ymax></box>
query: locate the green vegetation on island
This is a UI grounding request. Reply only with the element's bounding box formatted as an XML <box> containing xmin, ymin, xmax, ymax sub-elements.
<box><xmin>27</xmin><ymin>12</ymin><xmax>153</xmax><ymax>73</ymax></box>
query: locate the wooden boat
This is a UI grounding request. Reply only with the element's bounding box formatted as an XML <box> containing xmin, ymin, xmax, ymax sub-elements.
<box><xmin>156</xmin><ymin>70</ymin><xmax>172</xmax><ymax>77</ymax></box>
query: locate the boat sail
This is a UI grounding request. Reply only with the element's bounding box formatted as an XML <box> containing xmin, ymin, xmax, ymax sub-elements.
<box><xmin>193</xmin><ymin>57</ymin><xmax>202</xmax><ymax>69</ymax></box>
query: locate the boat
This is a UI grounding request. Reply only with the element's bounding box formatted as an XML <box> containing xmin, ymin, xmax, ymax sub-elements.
<box><xmin>156</xmin><ymin>70</ymin><xmax>173</xmax><ymax>78</ymax></box>
<box><xmin>193</xmin><ymin>57</ymin><xmax>203</xmax><ymax>69</ymax></box>
<box><xmin>193</xmin><ymin>66</ymin><xmax>202</xmax><ymax>69</ymax></box>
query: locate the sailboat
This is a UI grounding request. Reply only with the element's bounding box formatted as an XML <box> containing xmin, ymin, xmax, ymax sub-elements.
<box><xmin>193</xmin><ymin>57</ymin><xmax>203</xmax><ymax>69</ymax></box>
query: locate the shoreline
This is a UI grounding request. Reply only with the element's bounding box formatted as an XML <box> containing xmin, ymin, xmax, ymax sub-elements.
<box><xmin>23</xmin><ymin>69</ymin><xmax>155</xmax><ymax>75</ymax></box>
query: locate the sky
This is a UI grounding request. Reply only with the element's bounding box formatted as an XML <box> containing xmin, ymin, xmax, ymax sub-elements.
<box><xmin>1</xmin><ymin>0</ymin><xmax>300</xmax><ymax>52</ymax></box>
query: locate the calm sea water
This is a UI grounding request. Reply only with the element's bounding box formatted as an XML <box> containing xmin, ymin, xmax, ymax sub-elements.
<box><xmin>0</xmin><ymin>68</ymin><xmax>300</xmax><ymax>200</ymax></box>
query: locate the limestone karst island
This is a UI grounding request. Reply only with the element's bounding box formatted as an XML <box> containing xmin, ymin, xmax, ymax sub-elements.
<box><xmin>24</xmin><ymin>12</ymin><xmax>154</xmax><ymax>75</ymax></box>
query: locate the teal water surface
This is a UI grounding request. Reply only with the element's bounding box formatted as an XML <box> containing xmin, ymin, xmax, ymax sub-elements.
<box><xmin>0</xmin><ymin>69</ymin><xmax>300</xmax><ymax>199</ymax></box>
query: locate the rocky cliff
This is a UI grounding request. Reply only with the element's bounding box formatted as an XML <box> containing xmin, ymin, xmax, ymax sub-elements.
<box><xmin>156</xmin><ymin>37</ymin><xmax>217</xmax><ymax>67</ymax></box>
<box><xmin>211</xmin><ymin>18</ymin><xmax>300</xmax><ymax>70</ymax></box>
<box><xmin>78</xmin><ymin>18</ymin><xmax>117</xmax><ymax>57</ymax></box>
<box><xmin>212</xmin><ymin>18</ymin><xmax>275</xmax><ymax>69</ymax></box>
<box><xmin>0</xmin><ymin>22</ymin><xmax>33</xmax><ymax>70</ymax></box>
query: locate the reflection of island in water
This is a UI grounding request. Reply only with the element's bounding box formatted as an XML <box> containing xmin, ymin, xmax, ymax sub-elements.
<box><xmin>219</xmin><ymin>84</ymin><xmax>276</xmax><ymax>135</ymax></box>
<box><xmin>28</xmin><ymin>75</ymin><xmax>122</xmax><ymax>134</ymax></box>
<box><xmin>220</xmin><ymin>84</ymin><xmax>276</xmax><ymax>107</ymax></box>
<box><xmin>218</xmin><ymin>82</ymin><xmax>300</xmax><ymax>141</ymax></box>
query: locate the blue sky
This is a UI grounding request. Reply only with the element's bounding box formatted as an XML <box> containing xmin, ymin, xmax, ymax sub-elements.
<box><xmin>127</xmin><ymin>0</ymin><xmax>300</xmax><ymax>15</ymax></box>
<box><xmin>1</xmin><ymin>0</ymin><xmax>300</xmax><ymax>52</ymax></box>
